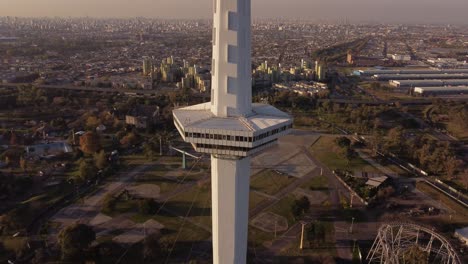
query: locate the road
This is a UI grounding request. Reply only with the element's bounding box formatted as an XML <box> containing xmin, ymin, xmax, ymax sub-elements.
<box><xmin>0</xmin><ymin>82</ymin><xmax>207</xmax><ymax>98</ymax></box>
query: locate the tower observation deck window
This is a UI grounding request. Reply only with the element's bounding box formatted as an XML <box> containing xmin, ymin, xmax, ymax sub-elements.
<box><xmin>228</xmin><ymin>45</ymin><xmax>238</xmax><ymax>64</ymax></box>
<box><xmin>227</xmin><ymin>76</ymin><xmax>236</xmax><ymax>94</ymax></box>
<box><xmin>228</xmin><ymin>12</ymin><xmax>238</xmax><ymax>31</ymax></box>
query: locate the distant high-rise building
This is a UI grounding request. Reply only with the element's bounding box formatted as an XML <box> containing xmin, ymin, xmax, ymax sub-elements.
<box><xmin>301</xmin><ymin>58</ymin><xmax>310</xmax><ymax>69</ymax></box>
<box><xmin>347</xmin><ymin>50</ymin><xmax>354</xmax><ymax>65</ymax></box>
<box><xmin>317</xmin><ymin>63</ymin><xmax>327</xmax><ymax>81</ymax></box>
<box><xmin>142</xmin><ymin>56</ymin><xmax>152</xmax><ymax>76</ymax></box>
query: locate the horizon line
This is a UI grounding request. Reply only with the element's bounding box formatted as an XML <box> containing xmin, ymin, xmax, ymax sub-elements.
<box><xmin>1</xmin><ymin>15</ymin><xmax>467</xmax><ymax>26</ymax></box>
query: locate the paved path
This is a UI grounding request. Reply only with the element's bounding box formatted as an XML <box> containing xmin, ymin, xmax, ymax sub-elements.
<box><xmin>255</xmin><ymin>142</ymin><xmax>362</xmax><ymax>263</ymax></box>
<box><xmin>48</xmin><ymin>160</ymin><xmax>159</xmax><ymax>243</ymax></box>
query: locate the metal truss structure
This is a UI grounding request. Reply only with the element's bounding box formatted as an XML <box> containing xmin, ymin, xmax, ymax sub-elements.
<box><xmin>367</xmin><ymin>223</ymin><xmax>461</xmax><ymax>264</ymax></box>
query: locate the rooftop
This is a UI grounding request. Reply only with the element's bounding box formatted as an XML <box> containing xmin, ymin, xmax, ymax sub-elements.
<box><xmin>173</xmin><ymin>102</ymin><xmax>291</xmax><ymax>135</ymax></box>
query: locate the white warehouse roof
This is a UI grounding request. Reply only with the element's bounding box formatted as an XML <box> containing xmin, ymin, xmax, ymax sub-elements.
<box><xmin>414</xmin><ymin>86</ymin><xmax>468</xmax><ymax>94</ymax></box>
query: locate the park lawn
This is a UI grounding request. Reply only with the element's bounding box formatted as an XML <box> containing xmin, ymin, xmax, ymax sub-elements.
<box><xmin>121</xmin><ymin>154</ymin><xmax>148</xmax><ymax>167</ymax></box>
<box><xmin>103</xmin><ymin>199</ymin><xmax>138</xmax><ymax>217</ymax></box>
<box><xmin>269</xmin><ymin>194</ymin><xmax>297</xmax><ymax>227</ymax></box>
<box><xmin>130</xmin><ymin>214</ymin><xmax>211</xmax><ymax>262</ymax></box>
<box><xmin>385</xmin><ymin>164</ymin><xmax>408</xmax><ymax>175</ymax></box>
<box><xmin>136</xmin><ymin>171</ymin><xmax>179</xmax><ymax>195</ymax></box>
<box><xmin>416</xmin><ymin>182</ymin><xmax>468</xmax><ymax>220</ymax></box>
<box><xmin>301</xmin><ymin>175</ymin><xmax>329</xmax><ymax>191</ymax></box>
<box><xmin>309</xmin><ymin>136</ymin><xmax>377</xmax><ymax>173</ymax></box>
<box><xmin>248</xmin><ymin>226</ymin><xmax>275</xmax><ymax>249</ymax></box>
<box><xmin>1</xmin><ymin>236</ymin><xmax>27</xmax><ymax>254</ymax></box>
<box><xmin>156</xmin><ymin>214</ymin><xmax>211</xmax><ymax>241</ymax></box>
<box><xmin>250</xmin><ymin>169</ymin><xmax>296</xmax><ymax>196</ymax></box>
<box><xmin>65</xmin><ymin>162</ymin><xmax>80</xmax><ymax>179</ymax></box>
<box><xmin>249</xmin><ymin>192</ymin><xmax>266</xmax><ymax>210</ymax></box>
<box><xmin>164</xmin><ymin>185</ymin><xmax>212</xmax><ymax>228</ymax></box>
<box><xmin>281</xmin><ymin>230</ymin><xmax>337</xmax><ymax>259</ymax></box>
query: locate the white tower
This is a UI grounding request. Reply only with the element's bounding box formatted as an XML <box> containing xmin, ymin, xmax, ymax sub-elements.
<box><xmin>173</xmin><ymin>1</ymin><xmax>292</xmax><ymax>263</ymax></box>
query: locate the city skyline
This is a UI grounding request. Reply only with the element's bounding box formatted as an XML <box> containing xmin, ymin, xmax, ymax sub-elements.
<box><xmin>1</xmin><ymin>0</ymin><xmax>468</xmax><ymax>25</ymax></box>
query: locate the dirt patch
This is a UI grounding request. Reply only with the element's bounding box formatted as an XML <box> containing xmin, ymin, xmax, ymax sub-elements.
<box><xmin>112</xmin><ymin>219</ymin><xmax>164</xmax><ymax>245</ymax></box>
<box><xmin>127</xmin><ymin>184</ymin><xmax>161</xmax><ymax>199</ymax></box>
<box><xmin>293</xmin><ymin>188</ymin><xmax>328</xmax><ymax>205</ymax></box>
<box><xmin>89</xmin><ymin>213</ymin><xmax>112</xmax><ymax>227</ymax></box>
<box><xmin>275</xmin><ymin>153</ymin><xmax>317</xmax><ymax>178</ymax></box>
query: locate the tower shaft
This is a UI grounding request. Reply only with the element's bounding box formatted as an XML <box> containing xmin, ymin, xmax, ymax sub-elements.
<box><xmin>211</xmin><ymin>0</ymin><xmax>252</xmax><ymax>117</ymax></box>
<box><xmin>173</xmin><ymin>1</ymin><xmax>293</xmax><ymax>264</ymax></box>
<box><xmin>211</xmin><ymin>156</ymin><xmax>250</xmax><ymax>264</ymax></box>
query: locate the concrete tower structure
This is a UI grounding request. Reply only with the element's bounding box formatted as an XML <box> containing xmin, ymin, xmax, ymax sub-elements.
<box><xmin>173</xmin><ymin>0</ymin><xmax>292</xmax><ymax>263</ymax></box>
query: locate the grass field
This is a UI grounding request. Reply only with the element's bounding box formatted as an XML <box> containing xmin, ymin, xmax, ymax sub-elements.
<box><xmin>248</xmin><ymin>226</ymin><xmax>275</xmax><ymax>249</ymax></box>
<box><xmin>280</xmin><ymin>226</ymin><xmax>337</xmax><ymax>260</ymax></box>
<box><xmin>1</xmin><ymin>237</ymin><xmax>27</xmax><ymax>255</ymax></box>
<box><xmin>416</xmin><ymin>181</ymin><xmax>468</xmax><ymax>220</ymax></box>
<box><xmin>309</xmin><ymin>136</ymin><xmax>378</xmax><ymax>173</ymax></box>
<box><xmin>301</xmin><ymin>175</ymin><xmax>329</xmax><ymax>191</ymax></box>
<box><xmin>251</xmin><ymin>169</ymin><xmax>297</xmax><ymax>196</ymax></box>
<box><xmin>164</xmin><ymin>185</ymin><xmax>212</xmax><ymax>228</ymax></box>
<box><xmin>269</xmin><ymin>194</ymin><xmax>297</xmax><ymax>226</ymax></box>
<box><xmin>121</xmin><ymin>154</ymin><xmax>148</xmax><ymax>167</ymax></box>
<box><xmin>249</xmin><ymin>192</ymin><xmax>266</xmax><ymax>210</ymax></box>
<box><xmin>134</xmin><ymin>214</ymin><xmax>211</xmax><ymax>261</ymax></box>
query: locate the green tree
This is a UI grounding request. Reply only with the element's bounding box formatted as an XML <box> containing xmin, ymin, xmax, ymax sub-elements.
<box><xmin>307</xmin><ymin>221</ymin><xmax>327</xmax><ymax>244</ymax></box>
<box><xmin>138</xmin><ymin>199</ymin><xmax>159</xmax><ymax>215</ymax></box>
<box><xmin>94</xmin><ymin>150</ymin><xmax>108</xmax><ymax>170</ymax></box>
<box><xmin>143</xmin><ymin>142</ymin><xmax>157</xmax><ymax>161</ymax></box>
<box><xmin>339</xmin><ymin>147</ymin><xmax>357</xmax><ymax>165</ymax></box>
<box><xmin>143</xmin><ymin>233</ymin><xmax>164</xmax><ymax>261</ymax></box>
<box><xmin>335</xmin><ymin>137</ymin><xmax>351</xmax><ymax>148</ymax></box>
<box><xmin>385</xmin><ymin>126</ymin><xmax>404</xmax><ymax>154</ymax></box>
<box><xmin>91</xmin><ymin>241</ymin><xmax>123</xmax><ymax>263</ymax></box>
<box><xmin>0</xmin><ymin>206</ymin><xmax>30</xmax><ymax>235</ymax></box>
<box><xmin>444</xmin><ymin>156</ymin><xmax>462</xmax><ymax>179</ymax></box>
<box><xmin>58</xmin><ymin>223</ymin><xmax>96</xmax><ymax>260</ymax></box>
<box><xmin>17</xmin><ymin>85</ymin><xmax>46</xmax><ymax>106</ymax></box>
<box><xmin>369</xmin><ymin>129</ymin><xmax>384</xmax><ymax>156</ymax></box>
<box><xmin>31</xmin><ymin>248</ymin><xmax>48</xmax><ymax>264</ymax></box>
<box><xmin>400</xmin><ymin>245</ymin><xmax>428</xmax><ymax>264</ymax></box>
<box><xmin>291</xmin><ymin>196</ymin><xmax>310</xmax><ymax>219</ymax></box>
<box><xmin>102</xmin><ymin>194</ymin><xmax>117</xmax><ymax>214</ymax></box>
<box><xmin>86</xmin><ymin>116</ymin><xmax>100</xmax><ymax>131</ymax></box>
<box><xmin>79</xmin><ymin>159</ymin><xmax>98</xmax><ymax>181</ymax></box>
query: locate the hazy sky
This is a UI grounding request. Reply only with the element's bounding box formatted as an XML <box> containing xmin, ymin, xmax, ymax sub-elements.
<box><xmin>1</xmin><ymin>0</ymin><xmax>467</xmax><ymax>24</ymax></box>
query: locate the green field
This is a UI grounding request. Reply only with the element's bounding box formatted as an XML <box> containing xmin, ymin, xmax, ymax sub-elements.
<box><xmin>251</xmin><ymin>169</ymin><xmax>296</xmax><ymax>196</ymax></box>
<box><xmin>416</xmin><ymin>182</ymin><xmax>468</xmax><ymax>221</ymax></box>
<box><xmin>248</xmin><ymin>226</ymin><xmax>275</xmax><ymax>249</ymax></box>
<box><xmin>249</xmin><ymin>192</ymin><xmax>266</xmax><ymax>210</ymax></box>
<box><xmin>164</xmin><ymin>185</ymin><xmax>212</xmax><ymax>229</ymax></box>
<box><xmin>309</xmin><ymin>136</ymin><xmax>378</xmax><ymax>173</ymax></box>
<box><xmin>301</xmin><ymin>175</ymin><xmax>329</xmax><ymax>191</ymax></box>
<box><xmin>269</xmin><ymin>194</ymin><xmax>297</xmax><ymax>226</ymax></box>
